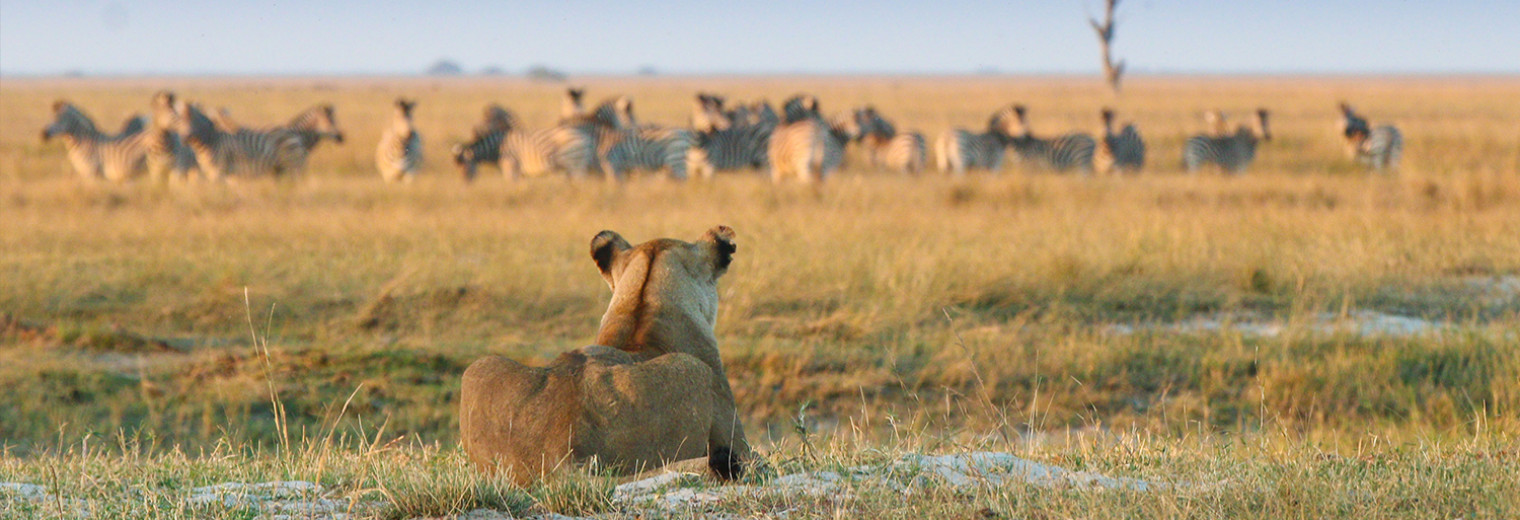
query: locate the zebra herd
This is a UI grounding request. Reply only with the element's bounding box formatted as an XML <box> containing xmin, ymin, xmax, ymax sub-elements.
<box><xmin>39</xmin><ymin>89</ymin><xmax>1405</xmax><ymax>184</ymax></box>
<box><xmin>40</xmin><ymin>90</ymin><xmax>342</xmax><ymax>182</ymax></box>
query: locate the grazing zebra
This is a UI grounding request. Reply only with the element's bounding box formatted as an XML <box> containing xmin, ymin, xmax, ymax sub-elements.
<box><xmin>560</xmin><ymin>87</ymin><xmax>586</xmax><ymax>122</ymax></box>
<box><xmin>1183</xmin><ymin>108</ymin><xmax>1272</xmax><ymax>174</ymax></box>
<box><xmin>934</xmin><ymin>105</ymin><xmax>1020</xmax><ymax>175</ymax></box>
<box><xmin>1006</xmin><ymin>105</ymin><xmax>1097</xmax><ymax>173</ymax></box>
<box><xmin>40</xmin><ymin>101</ymin><xmax>150</xmax><ymax>181</ymax></box>
<box><xmin>376</xmin><ymin>98</ymin><xmax>423</xmax><ymax>183</ymax></box>
<box><xmin>1339</xmin><ymin>102</ymin><xmax>1403</xmax><ymax>171</ymax></box>
<box><xmin>1094</xmin><ymin>108</ymin><xmax>1145</xmax><ymax>174</ymax></box>
<box><xmin>767</xmin><ymin>94</ymin><xmax>846</xmax><ymax>183</ymax></box>
<box><xmin>853</xmin><ymin>106</ymin><xmax>927</xmax><ymax>174</ymax></box>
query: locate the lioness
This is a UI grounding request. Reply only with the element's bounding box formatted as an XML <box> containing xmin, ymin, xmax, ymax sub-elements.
<box><xmin>460</xmin><ymin>226</ymin><xmax>755</xmax><ymax>485</ymax></box>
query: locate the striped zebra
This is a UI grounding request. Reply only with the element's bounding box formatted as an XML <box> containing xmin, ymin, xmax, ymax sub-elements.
<box><xmin>853</xmin><ymin>106</ymin><xmax>927</xmax><ymax>174</ymax></box>
<box><xmin>601</xmin><ymin>124</ymin><xmax>699</xmax><ymax>180</ymax></box>
<box><xmin>141</xmin><ymin>92</ymin><xmax>201</xmax><ymax>181</ymax></box>
<box><xmin>161</xmin><ymin>94</ymin><xmax>304</xmax><ymax>181</ymax></box>
<box><xmin>563</xmin><ymin>96</ymin><xmax>643</xmax><ymax>180</ymax></box>
<box><xmin>696</xmin><ymin>101</ymin><xmax>778</xmax><ymax>178</ymax></box>
<box><xmin>1339</xmin><ymin>102</ymin><xmax>1403</xmax><ymax>171</ymax></box>
<box><xmin>1006</xmin><ymin>105</ymin><xmax>1096</xmax><ymax>173</ymax></box>
<box><xmin>1183</xmin><ymin>108</ymin><xmax>1272</xmax><ymax>174</ymax></box>
<box><xmin>450</xmin><ymin>104</ymin><xmax>522</xmax><ymax>180</ymax></box>
<box><xmin>376</xmin><ymin>98</ymin><xmax>423</xmax><ymax>183</ymax></box>
<box><xmin>475</xmin><ymin>104</ymin><xmax>518</xmax><ymax>137</ymax></box>
<box><xmin>210</xmin><ymin>104</ymin><xmax>345</xmax><ymax>174</ymax></box>
<box><xmin>767</xmin><ymin>94</ymin><xmax>846</xmax><ymax>183</ymax></box>
<box><xmin>453</xmin><ymin>121</ymin><xmax>596</xmax><ymax>181</ymax></box>
<box><xmin>560</xmin><ymin>87</ymin><xmax>586</xmax><ymax>122</ymax></box>
<box><xmin>1094</xmin><ymin>108</ymin><xmax>1145</xmax><ymax>174</ymax></box>
<box><xmin>934</xmin><ymin>105</ymin><xmax>1020</xmax><ymax>175</ymax></box>
<box><xmin>41</xmin><ymin>101</ymin><xmax>150</xmax><ymax>181</ymax></box>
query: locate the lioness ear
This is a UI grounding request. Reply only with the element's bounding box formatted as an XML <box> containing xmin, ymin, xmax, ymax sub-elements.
<box><xmin>590</xmin><ymin>230</ymin><xmax>631</xmax><ymax>287</ymax></box>
<box><xmin>702</xmin><ymin>225</ymin><xmax>737</xmax><ymax>277</ymax></box>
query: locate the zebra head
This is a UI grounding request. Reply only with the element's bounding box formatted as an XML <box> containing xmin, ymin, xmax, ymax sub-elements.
<box><xmin>116</xmin><ymin>114</ymin><xmax>148</xmax><ymax>138</ymax></box>
<box><xmin>586</xmin><ymin>96</ymin><xmax>636</xmax><ymax>130</ymax></box>
<box><xmin>1203</xmin><ymin>110</ymin><xmax>1228</xmax><ymax>136</ymax></box>
<box><xmin>1338</xmin><ymin>102</ymin><xmax>1369</xmax><ymax>146</ymax></box>
<box><xmin>986</xmin><ymin>105</ymin><xmax>1021</xmax><ymax>143</ymax></box>
<box><xmin>173</xmin><ymin>101</ymin><xmax>222</xmax><ymax>146</ymax></box>
<box><xmin>781</xmin><ymin>95</ymin><xmax>820</xmax><ymax>124</ymax></box>
<box><xmin>210</xmin><ymin>106</ymin><xmax>241</xmax><ymax>132</ymax></box>
<box><xmin>474</xmin><ymin>104</ymin><xmax>517</xmax><ymax>137</ymax></box>
<box><xmin>562</xmin><ymin>87</ymin><xmax>586</xmax><ymax>121</ymax></box>
<box><xmin>692</xmin><ymin>93</ymin><xmax>731</xmax><ymax>132</ymax></box>
<box><xmin>1100</xmin><ymin>107</ymin><xmax>1116</xmax><ymax>133</ymax></box>
<box><xmin>750</xmin><ymin>101</ymin><xmax>779</xmax><ymax>127</ymax></box>
<box><xmin>299</xmin><ymin>104</ymin><xmax>344</xmax><ymax>145</ymax></box>
<box><xmin>451</xmin><ymin>142</ymin><xmax>479</xmax><ymax>181</ymax></box>
<box><xmin>41</xmin><ymin>101</ymin><xmax>96</xmax><ymax>142</ymax></box>
<box><xmin>391</xmin><ymin>98</ymin><xmax>418</xmax><ymax>138</ymax></box>
<box><xmin>853</xmin><ymin>106</ymin><xmax>897</xmax><ymax>142</ymax></box>
<box><xmin>1253</xmin><ymin>108</ymin><xmax>1272</xmax><ymax>142</ymax></box>
<box><xmin>149</xmin><ymin>91</ymin><xmax>179</xmax><ymax>132</ymax></box>
<box><xmin>1008</xmin><ymin>104</ymin><xmax>1033</xmax><ymax>138</ymax></box>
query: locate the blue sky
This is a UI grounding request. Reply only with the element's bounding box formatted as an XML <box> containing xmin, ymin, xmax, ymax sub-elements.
<box><xmin>1</xmin><ymin>0</ymin><xmax>1516</xmax><ymax>76</ymax></box>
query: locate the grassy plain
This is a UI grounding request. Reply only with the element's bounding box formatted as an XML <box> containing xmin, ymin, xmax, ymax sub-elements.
<box><xmin>1</xmin><ymin>75</ymin><xmax>1517</xmax><ymax>518</ymax></box>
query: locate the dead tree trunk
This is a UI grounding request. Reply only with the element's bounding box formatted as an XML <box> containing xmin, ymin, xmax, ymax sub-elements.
<box><xmin>1091</xmin><ymin>0</ymin><xmax>1126</xmax><ymax>94</ymax></box>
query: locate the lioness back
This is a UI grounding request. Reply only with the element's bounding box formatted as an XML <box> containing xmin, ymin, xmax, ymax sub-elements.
<box><xmin>460</xmin><ymin>348</ymin><xmax>717</xmax><ymax>484</ymax></box>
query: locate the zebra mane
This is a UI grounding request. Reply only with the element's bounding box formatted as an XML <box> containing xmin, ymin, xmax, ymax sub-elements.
<box><xmin>48</xmin><ymin>102</ymin><xmax>100</xmax><ymax>136</ymax></box>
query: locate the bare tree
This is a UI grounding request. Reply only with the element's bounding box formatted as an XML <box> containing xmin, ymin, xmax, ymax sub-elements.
<box><xmin>1090</xmin><ymin>0</ymin><xmax>1126</xmax><ymax>94</ymax></box>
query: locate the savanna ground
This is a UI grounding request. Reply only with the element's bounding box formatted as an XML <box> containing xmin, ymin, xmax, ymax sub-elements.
<box><xmin>1</xmin><ymin>75</ymin><xmax>1518</xmax><ymax>518</ymax></box>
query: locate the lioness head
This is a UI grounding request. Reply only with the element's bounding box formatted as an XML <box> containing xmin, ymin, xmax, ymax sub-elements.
<box><xmin>589</xmin><ymin>226</ymin><xmax>737</xmax><ymax>351</ymax></box>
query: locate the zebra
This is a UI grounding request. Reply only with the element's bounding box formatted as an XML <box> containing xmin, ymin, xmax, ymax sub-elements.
<box><xmin>40</xmin><ymin>101</ymin><xmax>149</xmax><ymax>181</ymax></box>
<box><xmin>1006</xmin><ymin>105</ymin><xmax>1097</xmax><ymax>173</ymax></box>
<box><xmin>934</xmin><ymin>105</ymin><xmax>1020</xmax><ymax>175</ymax></box>
<box><xmin>450</xmin><ymin>104</ymin><xmax>521</xmax><ymax>180</ymax></box>
<box><xmin>164</xmin><ymin>96</ymin><xmax>304</xmax><ymax>181</ymax></box>
<box><xmin>580</xmin><ymin>96</ymin><xmax>696</xmax><ymax>180</ymax></box>
<box><xmin>560</xmin><ymin>87</ymin><xmax>586</xmax><ymax>123</ymax></box>
<box><xmin>452</xmin><ymin>101</ymin><xmax>595</xmax><ymax>181</ymax></box>
<box><xmin>215</xmin><ymin>104</ymin><xmax>345</xmax><ymax>152</ymax></box>
<box><xmin>1339</xmin><ymin>102</ymin><xmax>1403</xmax><ymax>171</ymax></box>
<box><xmin>852</xmin><ymin>106</ymin><xmax>927</xmax><ymax>174</ymax></box>
<box><xmin>43</xmin><ymin>98</ymin><xmax>195</xmax><ymax>182</ymax></box>
<box><xmin>690</xmin><ymin>96</ymin><xmax>777</xmax><ymax>178</ymax></box>
<box><xmin>561</xmin><ymin>95</ymin><xmax>643</xmax><ymax>180</ymax></box>
<box><xmin>474</xmin><ymin>104</ymin><xmax>518</xmax><ymax>137</ymax></box>
<box><xmin>1183</xmin><ymin>108</ymin><xmax>1272</xmax><ymax>174</ymax></box>
<box><xmin>1094</xmin><ymin>108</ymin><xmax>1145</xmax><ymax>175</ymax></box>
<box><xmin>767</xmin><ymin>94</ymin><xmax>846</xmax><ymax>183</ymax></box>
<box><xmin>376</xmin><ymin>98</ymin><xmax>423</xmax><ymax>183</ymax></box>
<box><xmin>143</xmin><ymin>91</ymin><xmax>202</xmax><ymax>181</ymax></box>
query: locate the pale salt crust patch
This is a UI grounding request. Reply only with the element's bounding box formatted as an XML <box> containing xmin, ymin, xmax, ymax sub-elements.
<box><xmin>1109</xmin><ymin>310</ymin><xmax>1450</xmax><ymax>338</ymax></box>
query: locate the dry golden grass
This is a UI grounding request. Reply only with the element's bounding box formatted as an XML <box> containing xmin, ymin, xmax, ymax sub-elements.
<box><xmin>1</xmin><ymin>77</ymin><xmax>1518</xmax><ymax>517</ymax></box>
